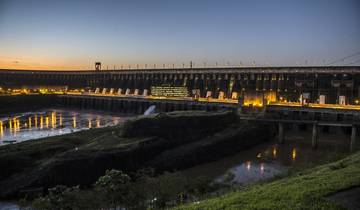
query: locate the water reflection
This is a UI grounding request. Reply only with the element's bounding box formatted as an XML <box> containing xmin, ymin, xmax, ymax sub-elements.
<box><xmin>217</xmin><ymin>160</ymin><xmax>287</xmax><ymax>184</ymax></box>
<box><xmin>273</xmin><ymin>147</ymin><xmax>277</xmax><ymax>158</ymax></box>
<box><xmin>0</xmin><ymin>121</ymin><xmax>3</xmax><ymax>138</ymax></box>
<box><xmin>292</xmin><ymin>148</ymin><xmax>297</xmax><ymax>161</ymax></box>
<box><xmin>214</xmin><ymin>145</ymin><xmax>314</xmax><ymax>185</ymax></box>
<box><xmin>88</xmin><ymin>118</ymin><xmax>92</xmax><ymax>129</ymax></box>
<box><xmin>0</xmin><ymin>109</ymin><xmax>130</xmax><ymax>145</ymax></box>
<box><xmin>73</xmin><ymin>115</ymin><xmax>77</xmax><ymax>128</ymax></box>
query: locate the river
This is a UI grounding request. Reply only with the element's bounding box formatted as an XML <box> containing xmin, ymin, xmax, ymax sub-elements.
<box><xmin>183</xmin><ymin>130</ymin><xmax>351</xmax><ymax>186</ymax></box>
<box><xmin>0</xmin><ymin>108</ymin><xmax>133</xmax><ymax>146</ymax></box>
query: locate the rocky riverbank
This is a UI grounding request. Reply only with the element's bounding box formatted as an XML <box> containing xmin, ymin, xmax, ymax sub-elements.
<box><xmin>0</xmin><ymin>110</ymin><xmax>274</xmax><ymax>199</ymax></box>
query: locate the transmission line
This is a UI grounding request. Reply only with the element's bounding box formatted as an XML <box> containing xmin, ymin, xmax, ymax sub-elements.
<box><xmin>344</xmin><ymin>58</ymin><xmax>360</xmax><ymax>65</ymax></box>
<box><xmin>326</xmin><ymin>51</ymin><xmax>360</xmax><ymax>65</ymax></box>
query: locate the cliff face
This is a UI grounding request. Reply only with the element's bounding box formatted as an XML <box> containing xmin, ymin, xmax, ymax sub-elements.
<box><xmin>0</xmin><ymin>111</ymin><xmax>274</xmax><ymax>199</ymax></box>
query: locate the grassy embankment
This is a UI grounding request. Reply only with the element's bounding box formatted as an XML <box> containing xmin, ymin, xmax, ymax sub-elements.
<box><xmin>176</xmin><ymin>151</ymin><xmax>360</xmax><ymax>210</ymax></box>
<box><xmin>0</xmin><ymin>110</ymin><xmax>273</xmax><ymax>199</ymax></box>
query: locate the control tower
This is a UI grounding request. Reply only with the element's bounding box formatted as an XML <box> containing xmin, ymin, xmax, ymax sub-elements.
<box><xmin>95</xmin><ymin>62</ymin><xmax>101</xmax><ymax>71</ymax></box>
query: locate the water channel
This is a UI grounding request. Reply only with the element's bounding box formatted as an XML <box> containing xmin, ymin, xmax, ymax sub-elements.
<box><xmin>0</xmin><ymin>109</ymin><xmax>132</xmax><ymax>145</ymax></box>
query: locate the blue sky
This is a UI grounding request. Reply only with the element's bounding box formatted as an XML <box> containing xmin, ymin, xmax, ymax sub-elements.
<box><xmin>0</xmin><ymin>0</ymin><xmax>359</xmax><ymax>69</ymax></box>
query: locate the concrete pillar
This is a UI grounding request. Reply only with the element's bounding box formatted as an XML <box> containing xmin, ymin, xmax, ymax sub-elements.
<box><xmin>278</xmin><ymin>122</ymin><xmax>284</xmax><ymax>144</ymax></box>
<box><xmin>134</xmin><ymin>89</ymin><xmax>139</xmax><ymax>95</ymax></box>
<box><xmin>125</xmin><ymin>88</ymin><xmax>130</xmax><ymax>95</ymax></box>
<box><xmin>231</xmin><ymin>92</ymin><xmax>238</xmax><ymax>100</ymax></box>
<box><xmin>95</xmin><ymin>87</ymin><xmax>100</xmax><ymax>94</ymax></box>
<box><xmin>218</xmin><ymin>91</ymin><xmax>225</xmax><ymax>100</ymax></box>
<box><xmin>350</xmin><ymin>125</ymin><xmax>357</xmax><ymax>152</ymax></box>
<box><xmin>102</xmin><ymin>88</ymin><xmax>107</xmax><ymax>95</ymax></box>
<box><xmin>312</xmin><ymin>123</ymin><xmax>319</xmax><ymax>149</ymax></box>
<box><xmin>206</xmin><ymin>91</ymin><xmax>212</xmax><ymax>98</ymax></box>
<box><xmin>143</xmin><ymin>89</ymin><xmax>148</xmax><ymax>96</ymax></box>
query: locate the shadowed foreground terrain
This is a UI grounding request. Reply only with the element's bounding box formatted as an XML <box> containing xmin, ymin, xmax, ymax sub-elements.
<box><xmin>0</xmin><ymin>110</ymin><xmax>273</xmax><ymax>199</ymax></box>
<box><xmin>175</xmin><ymin>151</ymin><xmax>360</xmax><ymax>210</ymax></box>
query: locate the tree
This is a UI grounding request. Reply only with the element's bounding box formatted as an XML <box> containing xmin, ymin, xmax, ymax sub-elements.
<box><xmin>94</xmin><ymin>169</ymin><xmax>131</xmax><ymax>209</ymax></box>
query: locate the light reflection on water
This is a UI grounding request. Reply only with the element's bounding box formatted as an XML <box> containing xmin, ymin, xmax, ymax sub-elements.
<box><xmin>191</xmin><ymin>136</ymin><xmax>350</xmax><ymax>186</ymax></box>
<box><xmin>0</xmin><ymin>109</ymin><xmax>129</xmax><ymax>145</ymax></box>
<box><xmin>216</xmin><ymin>145</ymin><xmax>289</xmax><ymax>185</ymax></box>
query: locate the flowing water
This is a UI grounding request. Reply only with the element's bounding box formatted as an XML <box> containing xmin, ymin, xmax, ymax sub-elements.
<box><xmin>0</xmin><ymin>109</ymin><xmax>133</xmax><ymax>146</ymax></box>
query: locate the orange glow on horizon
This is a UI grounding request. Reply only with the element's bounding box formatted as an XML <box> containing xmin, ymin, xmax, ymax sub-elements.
<box><xmin>0</xmin><ymin>56</ymin><xmax>95</xmax><ymax>70</ymax></box>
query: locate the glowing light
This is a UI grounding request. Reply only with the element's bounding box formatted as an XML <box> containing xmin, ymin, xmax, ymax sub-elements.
<box><xmin>273</xmin><ymin>147</ymin><xmax>277</xmax><ymax>158</ymax></box>
<box><xmin>51</xmin><ymin>112</ymin><xmax>56</xmax><ymax>128</ymax></box>
<box><xmin>34</xmin><ymin>115</ymin><xmax>38</xmax><ymax>128</ymax></box>
<box><xmin>113</xmin><ymin>117</ymin><xmax>119</xmax><ymax>125</ymax></box>
<box><xmin>28</xmin><ymin>117</ymin><xmax>32</xmax><ymax>128</ymax></box>
<box><xmin>243</xmin><ymin>94</ymin><xmax>264</xmax><ymax>107</ymax></box>
<box><xmin>73</xmin><ymin>116</ymin><xmax>77</xmax><ymax>128</ymax></box>
<box><xmin>0</xmin><ymin>121</ymin><xmax>3</xmax><ymax>139</ymax></box>
<box><xmin>40</xmin><ymin>116</ymin><xmax>43</xmax><ymax>129</ymax></box>
<box><xmin>9</xmin><ymin>119</ymin><xmax>12</xmax><ymax>134</ymax></box>
<box><xmin>59</xmin><ymin>114</ymin><xmax>63</xmax><ymax>127</ymax></box>
<box><xmin>88</xmin><ymin>119</ymin><xmax>92</xmax><ymax>128</ymax></box>
<box><xmin>246</xmin><ymin>161</ymin><xmax>251</xmax><ymax>171</ymax></box>
<box><xmin>46</xmin><ymin>116</ymin><xmax>49</xmax><ymax>128</ymax></box>
<box><xmin>256</xmin><ymin>153</ymin><xmax>262</xmax><ymax>158</ymax></box>
<box><xmin>265</xmin><ymin>91</ymin><xmax>277</xmax><ymax>104</ymax></box>
<box><xmin>260</xmin><ymin>163</ymin><xmax>264</xmax><ymax>173</ymax></box>
<box><xmin>292</xmin><ymin>148</ymin><xmax>297</xmax><ymax>161</ymax></box>
<box><xmin>96</xmin><ymin>117</ymin><xmax>100</xmax><ymax>128</ymax></box>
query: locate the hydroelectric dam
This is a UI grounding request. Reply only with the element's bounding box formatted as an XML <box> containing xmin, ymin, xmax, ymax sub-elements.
<box><xmin>1</xmin><ymin>66</ymin><xmax>360</xmax><ymax>150</ymax></box>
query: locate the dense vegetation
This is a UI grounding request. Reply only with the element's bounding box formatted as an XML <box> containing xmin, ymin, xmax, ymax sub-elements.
<box><xmin>27</xmin><ymin>169</ymin><xmax>216</xmax><ymax>210</ymax></box>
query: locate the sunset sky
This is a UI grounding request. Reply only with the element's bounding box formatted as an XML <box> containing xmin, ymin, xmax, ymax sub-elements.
<box><xmin>0</xmin><ymin>0</ymin><xmax>359</xmax><ymax>70</ymax></box>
